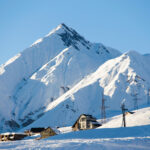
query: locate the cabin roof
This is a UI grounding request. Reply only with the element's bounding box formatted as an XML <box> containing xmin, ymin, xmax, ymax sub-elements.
<box><xmin>30</xmin><ymin>127</ymin><xmax>45</xmax><ymax>132</ymax></box>
<box><xmin>41</xmin><ymin>127</ymin><xmax>56</xmax><ymax>133</ymax></box>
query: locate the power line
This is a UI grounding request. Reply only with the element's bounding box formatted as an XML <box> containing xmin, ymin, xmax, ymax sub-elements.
<box><xmin>101</xmin><ymin>92</ymin><xmax>106</xmax><ymax>124</ymax></box>
<box><xmin>133</xmin><ymin>91</ymin><xmax>138</xmax><ymax>110</ymax></box>
<box><xmin>131</xmin><ymin>88</ymin><xmax>139</xmax><ymax>110</ymax></box>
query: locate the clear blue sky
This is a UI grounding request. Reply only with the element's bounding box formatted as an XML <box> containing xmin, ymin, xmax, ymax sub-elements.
<box><xmin>0</xmin><ymin>0</ymin><xmax>150</xmax><ymax>65</ymax></box>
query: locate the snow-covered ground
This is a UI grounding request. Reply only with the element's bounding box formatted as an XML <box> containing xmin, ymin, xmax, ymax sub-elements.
<box><xmin>0</xmin><ymin>106</ymin><xmax>150</xmax><ymax>150</ymax></box>
<box><xmin>0</xmin><ymin>136</ymin><xmax>149</xmax><ymax>150</ymax></box>
<box><xmin>101</xmin><ymin>106</ymin><xmax>150</xmax><ymax>128</ymax></box>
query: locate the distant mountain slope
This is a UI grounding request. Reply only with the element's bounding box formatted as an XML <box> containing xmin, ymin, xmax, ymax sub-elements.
<box><xmin>98</xmin><ymin>51</ymin><xmax>150</xmax><ymax>110</ymax></box>
<box><xmin>143</xmin><ymin>54</ymin><xmax>150</xmax><ymax>64</ymax></box>
<box><xmin>0</xmin><ymin>24</ymin><xmax>121</xmax><ymax>132</ymax></box>
<box><xmin>24</xmin><ymin>51</ymin><xmax>150</xmax><ymax>129</ymax></box>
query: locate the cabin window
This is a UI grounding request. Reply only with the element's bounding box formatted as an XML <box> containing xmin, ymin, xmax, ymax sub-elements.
<box><xmin>80</xmin><ymin>122</ymin><xmax>86</xmax><ymax>129</ymax></box>
<box><xmin>87</xmin><ymin>122</ymin><xmax>91</xmax><ymax>128</ymax></box>
<box><xmin>81</xmin><ymin>118</ymin><xmax>86</xmax><ymax>121</ymax></box>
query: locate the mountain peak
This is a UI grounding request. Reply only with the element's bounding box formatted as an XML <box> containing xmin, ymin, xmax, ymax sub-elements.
<box><xmin>32</xmin><ymin>23</ymin><xmax>90</xmax><ymax>50</ymax></box>
<box><xmin>56</xmin><ymin>23</ymin><xmax>91</xmax><ymax>50</ymax></box>
<box><xmin>31</xmin><ymin>23</ymin><xmax>71</xmax><ymax>47</ymax></box>
<box><xmin>0</xmin><ymin>22</ymin><xmax>126</xmax><ymax>132</ymax></box>
<box><xmin>58</xmin><ymin>23</ymin><xmax>71</xmax><ymax>31</ymax></box>
<box><xmin>46</xmin><ymin>23</ymin><xmax>73</xmax><ymax>37</ymax></box>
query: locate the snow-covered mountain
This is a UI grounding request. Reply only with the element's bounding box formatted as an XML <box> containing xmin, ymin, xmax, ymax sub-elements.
<box><xmin>23</xmin><ymin>50</ymin><xmax>150</xmax><ymax>130</ymax></box>
<box><xmin>0</xmin><ymin>23</ymin><xmax>150</xmax><ymax>133</ymax></box>
<box><xmin>0</xmin><ymin>24</ymin><xmax>121</xmax><ymax>132</ymax></box>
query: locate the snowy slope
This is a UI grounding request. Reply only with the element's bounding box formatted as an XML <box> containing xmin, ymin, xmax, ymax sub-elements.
<box><xmin>101</xmin><ymin>106</ymin><xmax>150</xmax><ymax>128</ymax></box>
<box><xmin>13</xmin><ymin>45</ymin><xmax>113</xmax><ymax>124</ymax></box>
<box><xmin>21</xmin><ymin>81</ymin><xmax>102</xmax><ymax>129</ymax></box>
<box><xmin>1</xmin><ymin>133</ymin><xmax>150</xmax><ymax>150</ymax></box>
<box><xmin>0</xmin><ymin>23</ymin><xmax>149</xmax><ymax>133</ymax></box>
<box><xmin>1</xmin><ymin>106</ymin><xmax>150</xmax><ymax>150</ymax></box>
<box><xmin>98</xmin><ymin>51</ymin><xmax>150</xmax><ymax>111</ymax></box>
<box><xmin>0</xmin><ymin>24</ymin><xmax>121</xmax><ymax>132</ymax></box>
<box><xmin>0</xmin><ymin>24</ymin><xmax>68</xmax><ymax>131</ymax></box>
<box><xmin>24</xmin><ymin>50</ymin><xmax>150</xmax><ymax>130</ymax></box>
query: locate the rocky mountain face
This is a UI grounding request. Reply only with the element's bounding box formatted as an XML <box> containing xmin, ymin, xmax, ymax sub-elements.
<box><xmin>0</xmin><ymin>24</ymin><xmax>149</xmax><ymax>132</ymax></box>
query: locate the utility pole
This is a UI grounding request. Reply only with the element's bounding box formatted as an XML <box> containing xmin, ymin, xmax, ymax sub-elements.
<box><xmin>131</xmin><ymin>89</ymin><xmax>139</xmax><ymax>110</ymax></box>
<box><xmin>101</xmin><ymin>92</ymin><xmax>106</xmax><ymax>124</ymax></box>
<box><xmin>121</xmin><ymin>99</ymin><xmax>128</xmax><ymax>127</ymax></box>
<box><xmin>133</xmin><ymin>91</ymin><xmax>138</xmax><ymax>110</ymax></box>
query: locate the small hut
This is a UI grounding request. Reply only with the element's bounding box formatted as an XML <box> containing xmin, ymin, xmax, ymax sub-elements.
<box><xmin>24</xmin><ymin>127</ymin><xmax>45</xmax><ymax>136</ymax></box>
<box><xmin>72</xmin><ymin>114</ymin><xmax>101</xmax><ymax>131</ymax></box>
<box><xmin>0</xmin><ymin>133</ymin><xmax>27</xmax><ymax>141</ymax></box>
<box><xmin>40</xmin><ymin>127</ymin><xmax>56</xmax><ymax>139</ymax></box>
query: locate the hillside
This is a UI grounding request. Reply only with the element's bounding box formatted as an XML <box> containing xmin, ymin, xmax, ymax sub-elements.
<box><xmin>0</xmin><ymin>23</ymin><xmax>150</xmax><ymax>150</ymax></box>
<box><xmin>1</xmin><ymin>106</ymin><xmax>150</xmax><ymax>150</ymax></box>
<box><xmin>0</xmin><ymin>24</ymin><xmax>121</xmax><ymax>132</ymax></box>
<box><xmin>23</xmin><ymin>50</ymin><xmax>150</xmax><ymax>130</ymax></box>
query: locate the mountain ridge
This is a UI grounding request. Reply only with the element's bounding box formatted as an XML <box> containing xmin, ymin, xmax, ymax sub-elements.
<box><xmin>22</xmin><ymin>50</ymin><xmax>150</xmax><ymax>130</ymax></box>
<box><xmin>0</xmin><ymin>24</ymin><xmax>149</xmax><ymax>133</ymax></box>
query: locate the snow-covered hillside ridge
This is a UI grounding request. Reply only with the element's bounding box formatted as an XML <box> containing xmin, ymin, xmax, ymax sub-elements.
<box><xmin>23</xmin><ymin>50</ymin><xmax>150</xmax><ymax>130</ymax></box>
<box><xmin>0</xmin><ymin>23</ymin><xmax>121</xmax><ymax>132</ymax></box>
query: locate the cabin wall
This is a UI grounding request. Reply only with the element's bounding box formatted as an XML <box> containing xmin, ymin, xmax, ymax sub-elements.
<box><xmin>73</xmin><ymin>121</ymin><xmax>79</xmax><ymax>131</ymax></box>
<box><xmin>40</xmin><ymin>128</ymin><xmax>56</xmax><ymax>139</ymax></box>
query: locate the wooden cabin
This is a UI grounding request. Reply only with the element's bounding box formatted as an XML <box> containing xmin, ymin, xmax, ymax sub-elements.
<box><xmin>24</xmin><ymin>127</ymin><xmax>45</xmax><ymax>136</ymax></box>
<box><xmin>72</xmin><ymin>114</ymin><xmax>101</xmax><ymax>131</ymax></box>
<box><xmin>0</xmin><ymin>133</ymin><xmax>27</xmax><ymax>141</ymax></box>
<box><xmin>40</xmin><ymin>127</ymin><xmax>56</xmax><ymax>139</ymax></box>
